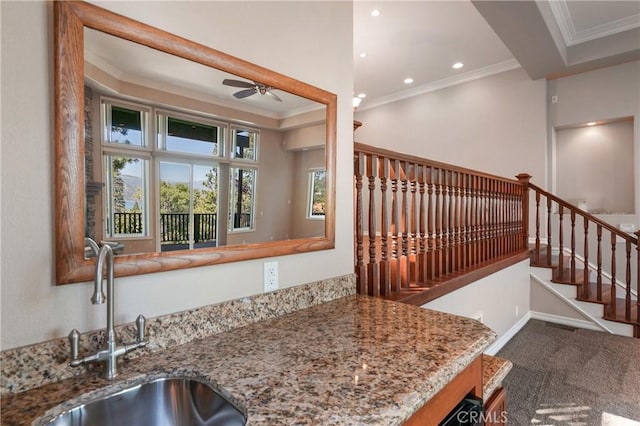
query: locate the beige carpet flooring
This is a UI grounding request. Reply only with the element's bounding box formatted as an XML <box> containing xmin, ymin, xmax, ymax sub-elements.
<box><xmin>497</xmin><ymin>319</ymin><xmax>640</xmax><ymax>426</ymax></box>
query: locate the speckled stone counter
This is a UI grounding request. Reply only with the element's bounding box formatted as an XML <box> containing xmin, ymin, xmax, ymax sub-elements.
<box><xmin>1</xmin><ymin>295</ymin><xmax>495</xmax><ymax>425</ymax></box>
<box><xmin>482</xmin><ymin>354</ymin><xmax>512</xmax><ymax>401</ymax></box>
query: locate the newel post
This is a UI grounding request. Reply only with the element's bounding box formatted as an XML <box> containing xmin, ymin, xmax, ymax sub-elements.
<box><xmin>516</xmin><ymin>173</ymin><xmax>532</xmax><ymax>250</ymax></box>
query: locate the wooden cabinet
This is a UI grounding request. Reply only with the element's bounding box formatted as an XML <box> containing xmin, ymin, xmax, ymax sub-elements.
<box><xmin>484</xmin><ymin>387</ymin><xmax>507</xmax><ymax>425</ymax></box>
<box><xmin>404</xmin><ymin>355</ymin><xmax>483</xmax><ymax>426</ymax></box>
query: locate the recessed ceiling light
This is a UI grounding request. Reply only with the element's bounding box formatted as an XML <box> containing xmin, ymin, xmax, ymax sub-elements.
<box><xmin>357</xmin><ymin>93</ymin><xmax>367</xmax><ymax>98</ymax></box>
<box><xmin>371</xmin><ymin>9</ymin><xmax>381</xmax><ymax>17</ymax></box>
<box><xmin>587</xmin><ymin>122</ymin><xmax>596</xmax><ymax>126</ymax></box>
<box><xmin>404</xmin><ymin>78</ymin><xmax>414</xmax><ymax>84</ymax></box>
<box><xmin>452</xmin><ymin>62</ymin><xmax>464</xmax><ymax>69</ymax></box>
<box><xmin>359</xmin><ymin>52</ymin><xmax>367</xmax><ymax>58</ymax></box>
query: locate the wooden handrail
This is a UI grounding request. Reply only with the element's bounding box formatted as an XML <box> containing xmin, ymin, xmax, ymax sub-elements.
<box><xmin>354</xmin><ymin>143</ymin><xmax>518</xmax><ymax>185</ymax></box>
<box><xmin>528</xmin><ymin>182</ymin><xmax>638</xmax><ymax>245</ymax></box>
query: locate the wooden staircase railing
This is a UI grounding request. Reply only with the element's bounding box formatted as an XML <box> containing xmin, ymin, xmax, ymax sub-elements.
<box><xmin>528</xmin><ymin>182</ymin><xmax>640</xmax><ymax>333</ymax></box>
<box><xmin>354</xmin><ymin>143</ymin><xmax>530</xmax><ymax>305</ymax></box>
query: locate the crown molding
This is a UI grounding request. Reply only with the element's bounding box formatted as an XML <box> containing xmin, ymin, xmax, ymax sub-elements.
<box><xmin>358</xmin><ymin>59</ymin><xmax>521</xmax><ymax>112</ymax></box>
<box><xmin>548</xmin><ymin>0</ymin><xmax>640</xmax><ymax>47</ymax></box>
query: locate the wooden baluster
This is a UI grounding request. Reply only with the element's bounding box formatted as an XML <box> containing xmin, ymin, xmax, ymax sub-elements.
<box><xmin>457</xmin><ymin>172</ymin><xmax>463</xmax><ymax>271</ymax></box>
<box><xmin>535</xmin><ymin>192</ymin><xmax>541</xmax><ymax>264</ymax></box>
<box><xmin>482</xmin><ymin>177</ymin><xmax>488</xmax><ymax>262</ymax></box>
<box><xmin>583</xmin><ymin>217</ymin><xmax>590</xmax><ymax>299</ymax></box>
<box><xmin>625</xmin><ymin>240</ymin><xmax>632</xmax><ymax>322</ymax></box>
<box><xmin>418</xmin><ymin>165</ymin><xmax>426</xmax><ymax>283</ymax></box>
<box><xmin>379</xmin><ymin>157</ymin><xmax>391</xmax><ymax>296</ymax></box>
<box><xmin>609</xmin><ymin>232</ymin><xmax>617</xmax><ymax>319</ymax></box>
<box><xmin>498</xmin><ymin>181</ymin><xmax>505</xmax><ymax>256</ymax></box>
<box><xmin>434</xmin><ymin>169</ymin><xmax>442</xmax><ymax>278</ymax></box>
<box><xmin>401</xmin><ymin>161</ymin><xmax>409</xmax><ymax>288</ymax></box>
<box><xmin>472</xmin><ymin>175</ymin><xmax>480</xmax><ymax>266</ymax></box>
<box><xmin>546</xmin><ymin>196</ymin><xmax>553</xmax><ymax>266</ymax></box>
<box><xmin>441</xmin><ymin>170</ymin><xmax>450</xmax><ymax>274</ymax></box>
<box><xmin>558</xmin><ymin>205</ymin><xmax>564</xmax><ymax>280</ymax></box>
<box><xmin>596</xmin><ymin>224</ymin><xmax>603</xmax><ymax>301</ymax></box>
<box><xmin>460</xmin><ymin>173</ymin><xmax>468</xmax><ymax>270</ymax></box>
<box><xmin>448</xmin><ymin>171</ymin><xmax>456</xmax><ymax>273</ymax></box>
<box><xmin>570</xmin><ymin>210</ymin><xmax>576</xmax><ymax>283</ymax></box>
<box><xmin>427</xmin><ymin>167</ymin><xmax>434</xmax><ymax>281</ymax></box>
<box><xmin>390</xmin><ymin>159</ymin><xmax>400</xmax><ymax>293</ymax></box>
<box><xmin>410</xmin><ymin>163</ymin><xmax>418</xmax><ymax>283</ymax></box>
<box><xmin>355</xmin><ymin>152</ymin><xmax>367</xmax><ymax>295</ymax></box>
<box><xmin>367</xmin><ymin>154</ymin><xmax>379</xmax><ymax>296</ymax></box>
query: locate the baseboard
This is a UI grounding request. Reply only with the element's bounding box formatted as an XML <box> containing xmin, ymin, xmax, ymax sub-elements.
<box><xmin>484</xmin><ymin>312</ymin><xmax>531</xmax><ymax>356</ymax></box>
<box><xmin>483</xmin><ymin>308</ymin><xmax>609</xmax><ymax>356</ymax></box>
<box><xmin>529</xmin><ymin>311</ymin><xmax>605</xmax><ymax>332</ymax></box>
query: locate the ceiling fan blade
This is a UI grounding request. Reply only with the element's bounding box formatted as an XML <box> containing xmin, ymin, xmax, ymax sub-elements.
<box><xmin>223</xmin><ymin>78</ymin><xmax>254</xmax><ymax>88</ymax></box>
<box><xmin>267</xmin><ymin>90</ymin><xmax>283</xmax><ymax>102</ymax></box>
<box><xmin>233</xmin><ymin>88</ymin><xmax>257</xmax><ymax>99</ymax></box>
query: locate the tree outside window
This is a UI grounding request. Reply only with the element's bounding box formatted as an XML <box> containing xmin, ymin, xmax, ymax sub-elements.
<box><xmin>308</xmin><ymin>169</ymin><xmax>326</xmax><ymax>218</ymax></box>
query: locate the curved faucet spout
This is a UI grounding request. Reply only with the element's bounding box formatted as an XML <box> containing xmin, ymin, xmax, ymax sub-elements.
<box><xmin>91</xmin><ymin>244</ymin><xmax>112</xmax><ymax>305</ymax></box>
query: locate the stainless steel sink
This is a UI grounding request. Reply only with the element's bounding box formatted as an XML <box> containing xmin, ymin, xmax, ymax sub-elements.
<box><xmin>43</xmin><ymin>377</ymin><xmax>246</xmax><ymax>426</ymax></box>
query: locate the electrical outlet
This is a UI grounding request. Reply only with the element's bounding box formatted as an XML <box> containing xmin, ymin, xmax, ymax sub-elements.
<box><xmin>264</xmin><ymin>261</ymin><xmax>278</xmax><ymax>292</ymax></box>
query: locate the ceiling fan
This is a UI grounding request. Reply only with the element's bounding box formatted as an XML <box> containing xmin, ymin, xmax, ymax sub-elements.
<box><xmin>222</xmin><ymin>79</ymin><xmax>283</xmax><ymax>102</ymax></box>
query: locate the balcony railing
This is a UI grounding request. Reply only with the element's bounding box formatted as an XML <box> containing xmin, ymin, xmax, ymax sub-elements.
<box><xmin>113</xmin><ymin>212</ymin><xmax>219</xmax><ymax>244</ymax></box>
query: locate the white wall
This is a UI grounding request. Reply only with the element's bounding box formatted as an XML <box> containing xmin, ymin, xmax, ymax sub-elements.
<box><xmin>423</xmin><ymin>259</ymin><xmax>531</xmax><ymax>349</ymax></box>
<box><xmin>0</xmin><ymin>1</ymin><xmax>354</xmax><ymax>350</ymax></box>
<box><xmin>548</xmin><ymin>60</ymin><xmax>640</xmax><ymax>226</ymax></box>
<box><xmin>555</xmin><ymin>120</ymin><xmax>635</xmax><ymax>214</ymax></box>
<box><xmin>354</xmin><ymin>67</ymin><xmax>548</xmax><ymax>185</ymax></box>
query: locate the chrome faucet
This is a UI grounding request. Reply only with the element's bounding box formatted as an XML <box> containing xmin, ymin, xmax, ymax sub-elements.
<box><xmin>68</xmin><ymin>238</ymin><xmax>147</xmax><ymax>379</ymax></box>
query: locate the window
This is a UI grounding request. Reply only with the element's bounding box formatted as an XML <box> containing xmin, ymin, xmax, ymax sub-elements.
<box><xmin>157</xmin><ymin>114</ymin><xmax>223</xmax><ymax>156</ymax></box>
<box><xmin>308</xmin><ymin>169</ymin><xmax>326</xmax><ymax>218</ymax></box>
<box><xmin>105</xmin><ymin>155</ymin><xmax>148</xmax><ymax>237</ymax></box>
<box><xmin>104</xmin><ymin>104</ymin><xmax>146</xmax><ymax>146</ymax></box>
<box><xmin>159</xmin><ymin>162</ymin><xmax>219</xmax><ymax>251</ymax></box>
<box><xmin>102</xmin><ymin>101</ymin><xmax>150</xmax><ymax>237</ymax></box>
<box><xmin>230</xmin><ymin>167</ymin><xmax>256</xmax><ymax>231</ymax></box>
<box><xmin>231</xmin><ymin>127</ymin><xmax>258</xmax><ymax>161</ymax></box>
<box><xmin>100</xmin><ymin>97</ymin><xmax>261</xmax><ymax>250</ymax></box>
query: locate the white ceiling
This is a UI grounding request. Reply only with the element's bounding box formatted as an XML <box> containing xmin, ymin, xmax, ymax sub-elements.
<box><xmin>354</xmin><ymin>0</ymin><xmax>640</xmax><ymax>110</ymax></box>
<box><xmin>84</xmin><ymin>1</ymin><xmax>639</xmax><ymax>115</ymax></box>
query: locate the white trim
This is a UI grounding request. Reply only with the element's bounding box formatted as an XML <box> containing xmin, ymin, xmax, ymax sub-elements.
<box><xmin>548</xmin><ymin>0</ymin><xmax>640</xmax><ymax>47</ymax></box>
<box><xmin>530</xmin><ymin>271</ymin><xmax>614</xmax><ymax>333</ymax></box>
<box><xmin>483</xmin><ymin>312</ymin><xmax>530</xmax><ymax>356</ymax></box>
<box><xmin>529</xmin><ymin>311</ymin><xmax>604</xmax><ymax>332</ymax></box>
<box><xmin>358</xmin><ymin>59</ymin><xmax>521</xmax><ymax>112</ymax></box>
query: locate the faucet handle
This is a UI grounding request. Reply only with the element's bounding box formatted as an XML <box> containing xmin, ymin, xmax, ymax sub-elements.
<box><xmin>69</xmin><ymin>329</ymin><xmax>80</xmax><ymax>361</ymax></box>
<box><xmin>135</xmin><ymin>314</ymin><xmax>146</xmax><ymax>343</ymax></box>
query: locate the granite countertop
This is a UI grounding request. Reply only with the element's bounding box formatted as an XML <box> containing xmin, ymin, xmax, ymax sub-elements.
<box><xmin>1</xmin><ymin>295</ymin><xmax>496</xmax><ymax>425</ymax></box>
<box><xmin>481</xmin><ymin>354</ymin><xmax>513</xmax><ymax>400</ymax></box>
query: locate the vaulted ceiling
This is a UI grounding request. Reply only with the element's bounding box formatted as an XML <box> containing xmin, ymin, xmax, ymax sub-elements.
<box><xmin>354</xmin><ymin>0</ymin><xmax>640</xmax><ymax>109</ymax></box>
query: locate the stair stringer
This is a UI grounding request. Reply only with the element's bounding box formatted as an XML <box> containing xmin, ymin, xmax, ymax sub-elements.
<box><xmin>530</xmin><ymin>266</ymin><xmax>635</xmax><ymax>337</ymax></box>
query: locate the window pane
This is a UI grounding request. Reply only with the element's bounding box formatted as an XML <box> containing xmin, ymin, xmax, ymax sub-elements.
<box><xmin>309</xmin><ymin>170</ymin><xmax>326</xmax><ymax>217</ymax></box>
<box><xmin>162</xmin><ymin>116</ymin><xmax>221</xmax><ymax>156</ymax></box>
<box><xmin>159</xmin><ymin>162</ymin><xmax>191</xmax><ymax>248</ymax></box>
<box><xmin>108</xmin><ymin>105</ymin><xmax>144</xmax><ymax>146</ymax></box>
<box><xmin>230</xmin><ymin>168</ymin><xmax>255</xmax><ymax>230</ymax></box>
<box><xmin>106</xmin><ymin>155</ymin><xmax>146</xmax><ymax>236</ymax></box>
<box><xmin>193</xmin><ymin>165</ymin><xmax>218</xmax><ymax>246</ymax></box>
<box><xmin>232</xmin><ymin>128</ymin><xmax>258</xmax><ymax>161</ymax></box>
